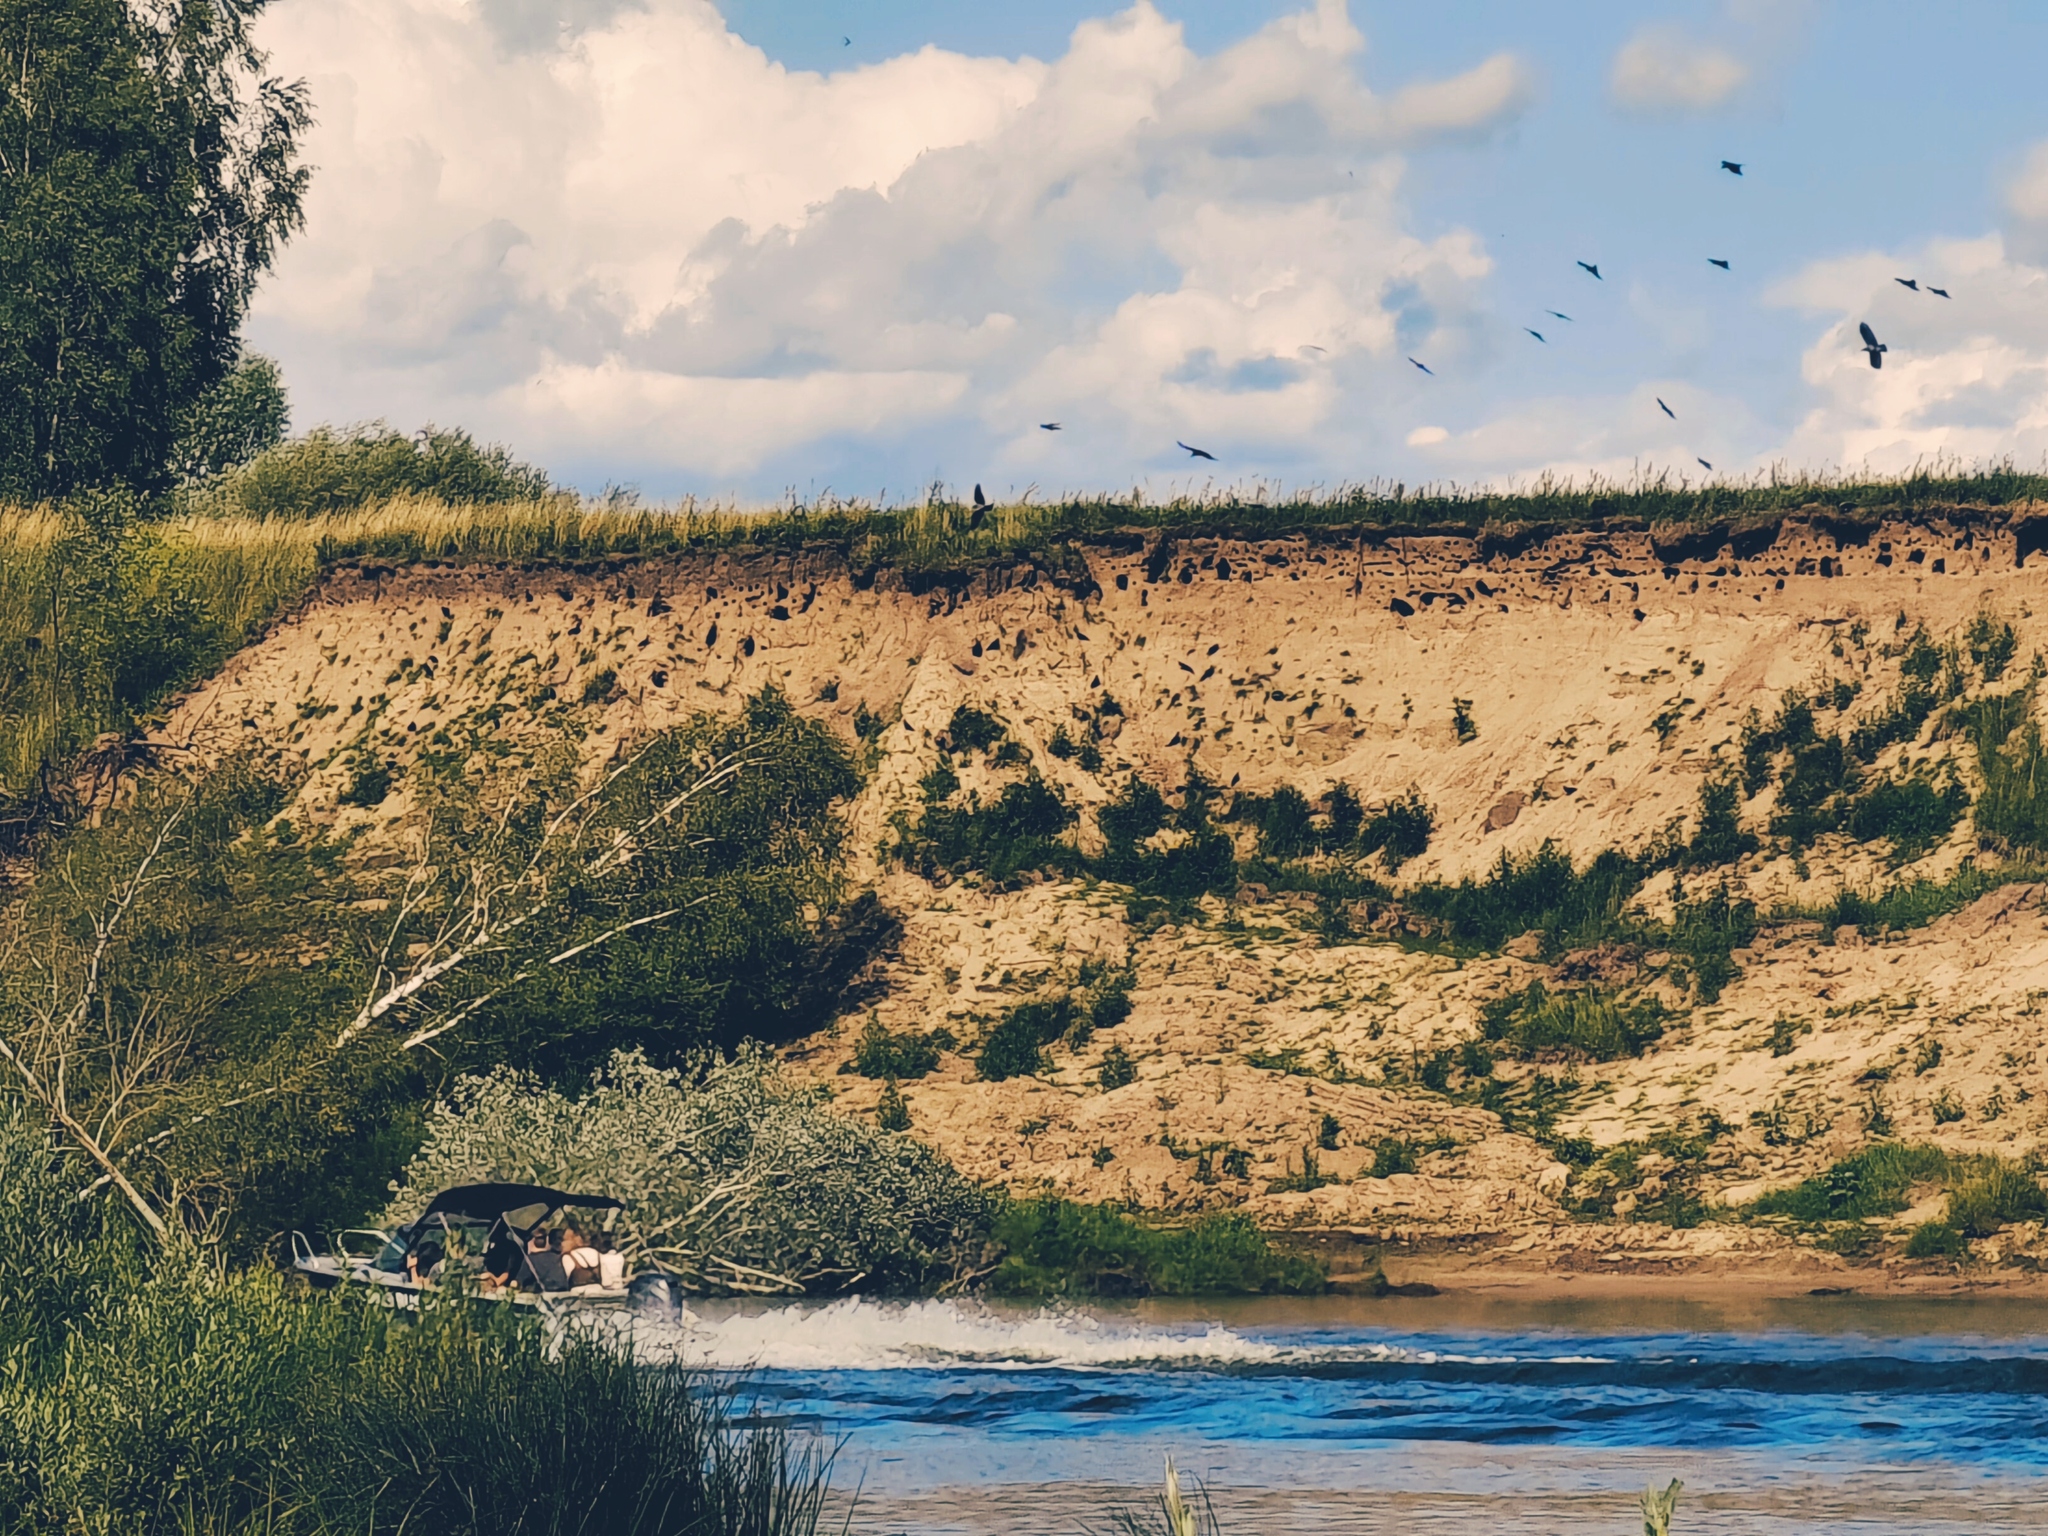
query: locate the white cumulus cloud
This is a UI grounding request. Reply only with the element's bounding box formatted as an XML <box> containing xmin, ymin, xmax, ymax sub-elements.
<box><xmin>1767</xmin><ymin>236</ymin><xmax>2048</xmax><ymax>473</ymax></box>
<box><xmin>248</xmin><ymin>0</ymin><xmax>1531</xmax><ymax>493</ymax></box>
<box><xmin>1608</xmin><ymin>25</ymin><xmax>1748</xmax><ymax>115</ymax></box>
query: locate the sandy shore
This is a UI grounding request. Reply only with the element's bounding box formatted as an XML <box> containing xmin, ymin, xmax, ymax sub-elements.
<box><xmin>1289</xmin><ymin>1227</ymin><xmax>2048</xmax><ymax>1303</ymax></box>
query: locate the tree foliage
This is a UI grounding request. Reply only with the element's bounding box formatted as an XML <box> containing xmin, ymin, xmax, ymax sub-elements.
<box><xmin>187</xmin><ymin>422</ymin><xmax>554</xmax><ymax>516</ymax></box>
<box><xmin>388</xmin><ymin>1049</ymin><xmax>995</xmax><ymax>1294</ymax></box>
<box><xmin>0</xmin><ymin>689</ymin><xmax>879</xmax><ymax>1250</ymax></box>
<box><xmin>168</xmin><ymin>350</ymin><xmax>288</xmax><ymax>482</ymax></box>
<box><xmin>354</xmin><ymin>686</ymin><xmax>868</xmax><ymax>1078</ymax></box>
<box><xmin>0</xmin><ymin>0</ymin><xmax>310</xmax><ymax>498</ymax></box>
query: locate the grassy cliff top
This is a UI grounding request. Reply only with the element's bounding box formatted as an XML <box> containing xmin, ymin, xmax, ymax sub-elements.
<box><xmin>0</xmin><ymin>463</ymin><xmax>2042</xmax><ymax>810</ymax></box>
<box><xmin>168</xmin><ymin>462</ymin><xmax>2048</xmax><ymax>569</ymax></box>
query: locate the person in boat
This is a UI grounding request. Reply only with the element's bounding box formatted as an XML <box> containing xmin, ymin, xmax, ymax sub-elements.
<box><xmin>561</xmin><ymin>1223</ymin><xmax>602</xmax><ymax>1287</ymax></box>
<box><xmin>481</xmin><ymin>1225</ymin><xmax>526</xmax><ymax>1291</ymax></box>
<box><xmin>405</xmin><ymin>1238</ymin><xmax>446</xmax><ymax>1287</ymax></box>
<box><xmin>518</xmin><ymin>1228</ymin><xmax>573</xmax><ymax>1292</ymax></box>
<box><xmin>594</xmin><ymin>1230</ymin><xmax>626</xmax><ymax>1289</ymax></box>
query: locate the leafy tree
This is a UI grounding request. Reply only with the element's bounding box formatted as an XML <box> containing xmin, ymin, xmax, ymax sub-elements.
<box><xmin>168</xmin><ymin>351</ymin><xmax>287</xmax><ymax>481</ymax></box>
<box><xmin>0</xmin><ymin>0</ymin><xmax>310</xmax><ymax>498</ymax></box>
<box><xmin>345</xmin><ymin>686</ymin><xmax>871</xmax><ymax>1081</ymax></box>
<box><xmin>0</xmin><ymin>690</ymin><xmax>881</xmax><ymax>1251</ymax></box>
<box><xmin>189</xmin><ymin>422</ymin><xmax>554</xmax><ymax>517</ymax></box>
<box><xmin>387</xmin><ymin>1049</ymin><xmax>994</xmax><ymax>1293</ymax></box>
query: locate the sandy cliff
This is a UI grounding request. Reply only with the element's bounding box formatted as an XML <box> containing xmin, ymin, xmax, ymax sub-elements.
<box><xmin>164</xmin><ymin>508</ymin><xmax>2048</xmax><ymax>1281</ymax></box>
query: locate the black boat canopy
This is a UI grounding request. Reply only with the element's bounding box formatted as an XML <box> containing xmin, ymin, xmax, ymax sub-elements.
<box><xmin>415</xmin><ymin>1183</ymin><xmax>625</xmax><ymax>1227</ymax></box>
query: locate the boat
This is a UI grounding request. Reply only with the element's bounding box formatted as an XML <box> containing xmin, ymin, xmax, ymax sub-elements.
<box><xmin>291</xmin><ymin>1181</ymin><xmax>674</xmax><ymax>1313</ymax></box>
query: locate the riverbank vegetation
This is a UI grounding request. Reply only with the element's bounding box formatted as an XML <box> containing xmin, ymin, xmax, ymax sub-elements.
<box><xmin>0</xmin><ymin>1098</ymin><xmax>833</xmax><ymax>1535</ymax></box>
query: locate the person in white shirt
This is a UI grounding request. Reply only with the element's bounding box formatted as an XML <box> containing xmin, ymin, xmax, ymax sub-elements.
<box><xmin>594</xmin><ymin>1230</ymin><xmax>627</xmax><ymax>1289</ymax></box>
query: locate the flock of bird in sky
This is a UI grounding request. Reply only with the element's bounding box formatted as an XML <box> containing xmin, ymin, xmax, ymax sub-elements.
<box><xmin>1069</xmin><ymin>158</ymin><xmax>1956</xmax><ymax>471</ymax></box>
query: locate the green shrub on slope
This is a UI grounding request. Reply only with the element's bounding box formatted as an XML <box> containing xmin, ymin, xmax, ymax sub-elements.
<box><xmin>989</xmin><ymin>1198</ymin><xmax>1324</xmax><ymax>1297</ymax></box>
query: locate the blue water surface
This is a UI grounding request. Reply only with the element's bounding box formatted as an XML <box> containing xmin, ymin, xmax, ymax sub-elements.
<box><xmin>661</xmin><ymin>1297</ymin><xmax>2048</xmax><ymax>1470</ymax></box>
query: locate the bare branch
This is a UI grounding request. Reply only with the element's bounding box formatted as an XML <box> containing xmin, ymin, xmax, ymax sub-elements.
<box><xmin>338</xmin><ymin>747</ymin><xmax>756</xmax><ymax>1052</ymax></box>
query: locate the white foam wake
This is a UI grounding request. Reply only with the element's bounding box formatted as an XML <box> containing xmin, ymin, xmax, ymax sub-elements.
<box><xmin>616</xmin><ymin>1296</ymin><xmax>1618</xmax><ymax>1375</ymax></box>
<box><xmin>632</xmin><ymin>1296</ymin><xmax>1293</xmax><ymax>1372</ymax></box>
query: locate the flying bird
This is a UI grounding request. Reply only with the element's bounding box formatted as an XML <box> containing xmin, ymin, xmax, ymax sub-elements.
<box><xmin>973</xmin><ymin>484</ymin><xmax>991</xmax><ymax>511</ymax></box>
<box><xmin>1859</xmin><ymin>321</ymin><xmax>1888</xmax><ymax>369</ymax></box>
<box><xmin>842</xmin><ymin>35</ymin><xmax>851</xmax><ymax>45</ymax></box>
<box><xmin>1721</xmin><ymin>160</ymin><xmax>1743</xmax><ymax>176</ymax></box>
<box><xmin>1927</xmin><ymin>286</ymin><xmax>1952</xmax><ymax>298</ymax></box>
<box><xmin>1708</xmin><ymin>258</ymin><xmax>1731</xmax><ymax>270</ymax></box>
<box><xmin>1408</xmin><ymin>357</ymin><xmax>1434</xmax><ymax>376</ymax></box>
<box><xmin>1525</xmin><ymin>328</ymin><xmax>1547</xmax><ymax>343</ymax></box>
<box><xmin>1578</xmin><ymin>261</ymin><xmax>1602</xmax><ymax>279</ymax></box>
<box><xmin>1697</xmin><ymin>457</ymin><xmax>1714</xmax><ymax>471</ymax></box>
<box><xmin>1895</xmin><ymin>277</ymin><xmax>1920</xmax><ymax>292</ymax></box>
<box><xmin>1546</xmin><ymin>310</ymin><xmax>1574</xmax><ymax>321</ymax></box>
<box><xmin>1657</xmin><ymin>398</ymin><xmax>1676</xmax><ymax>420</ymax></box>
<box><xmin>1177</xmin><ymin>441</ymin><xmax>1217</xmax><ymax>461</ymax></box>
<box><xmin>1039</xmin><ymin>422</ymin><xmax>1061</xmax><ymax>431</ymax></box>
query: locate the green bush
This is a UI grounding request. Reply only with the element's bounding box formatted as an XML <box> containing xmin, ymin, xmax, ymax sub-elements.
<box><xmin>976</xmin><ymin>996</ymin><xmax>1076</xmax><ymax>1081</ymax></box>
<box><xmin>1848</xmin><ymin>769</ymin><xmax>1968</xmax><ymax>861</ymax></box>
<box><xmin>945</xmin><ymin>705</ymin><xmax>1006</xmax><ymax>753</ymax></box>
<box><xmin>1094</xmin><ymin>774</ymin><xmax>1238</xmax><ymax>899</ymax></box>
<box><xmin>1958</xmin><ymin>688</ymin><xmax>2048</xmax><ymax>854</ymax></box>
<box><xmin>1408</xmin><ymin>841</ymin><xmax>1639</xmax><ymax>953</ymax></box>
<box><xmin>1748</xmin><ymin>1142</ymin><xmax>1949</xmax><ymax>1222</ymax></box>
<box><xmin>1817</xmin><ymin>864</ymin><xmax>2020</xmax><ymax>938</ymax></box>
<box><xmin>1258</xmin><ymin>786</ymin><xmax>1315</xmax><ymax>860</ymax></box>
<box><xmin>1845</xmin><ymin>628</ymin><xmax>1950</xmax><ymax>763</ymax></box>
<box><xmin>1089</xmin><ymin>987</ymin><xmax>1134</xmax><ymax>1033</ymax></box>
<box><xmin>1097</xmin><ymin>1043</ymin><xmax>1138</xmax><ymax>1091</ymax></box>
<box><xmin>1968</xmin><ymin>610</ymin><xmax>2019</xmax><ymax>683</ymax></box>
<box><xmin>875</xmin><ymin>1079</ymin><xmax>912</xmax><ymax>1132</ymax></box>
<box><xmin>1480</xmin><ymin>982</ymin><xmax>1665</xmax><ymax>1061</ymax></box>
<box><xmin>903</xmin><ymin>774</ymin><xmax>1077</xmax><ymax>881</ymax></box>
<box><xmin>1905</xmin><ymin>1220</ymin><xmax>1965</xmax><ymax>1258</ymax></box>
<box><xmin>1369</xmin><ymin>1137</ymin><xmax>1417</xmax><ymax>1178</ymax></box>
<box><xmin>1947</xmin><ymin>1157</ymin><xmax>2047</xmax><ymax>1237</ymax></box>
<box><xmin>186</xmin><ymin>423</ymin><xmax>553</xmax><ymax>518</ymax></box>
<box><xmin>1326</xmin><ymin>782</ymin><xmax>1364</xmax><ymax>849</ymax></box>
<box><xmin>1356</xmin><ymin>787</ymin><xmax>1434</xmax><ymax>870</ymax></box>
<box><xmin>988</xmin><ymin>1198</ymin><xmax>1325</xmax><ymax>1296</ymax></box>
<box><xmin>1666</xmin><ymin>877</ymin><xmax>1760</xmax><ymax>1004</ymax></box>
<box><xmin>1769</xmin><ymin>732</ymin><xmax>1853</xmax><ymax>845</ymax></box>
<box><xmin>852</xmin><ymin>1016</ymin><xmax>942</xmax><ymax>1080</ymax></box>
<box><xmin>581</xmin><ymin>665</ymin><xmax>620</xmax><ymax>704</ymax></box>
<box><xmin>1685</xmin><ymin>776</ymin><xmax>1756</xmax><ymax>868</ymax></box>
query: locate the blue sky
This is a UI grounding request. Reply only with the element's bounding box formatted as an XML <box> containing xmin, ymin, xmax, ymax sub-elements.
<box><xmin>247</xmin><ymin>0</ymin><xmax>2048</xmax><ymax>501</ymax></box>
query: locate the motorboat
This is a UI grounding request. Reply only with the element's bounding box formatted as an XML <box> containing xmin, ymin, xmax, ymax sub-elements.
<box><xmin>291</xmin><ymin>1181</ymin><xmax>674</xmax><ymax>1313</ymax></box>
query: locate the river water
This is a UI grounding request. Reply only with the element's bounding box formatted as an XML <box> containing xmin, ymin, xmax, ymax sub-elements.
<box><xmin>648</xmin><ymin>1292</ymin><xmax>2048</xmax><ymax>1534</ymax></box>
